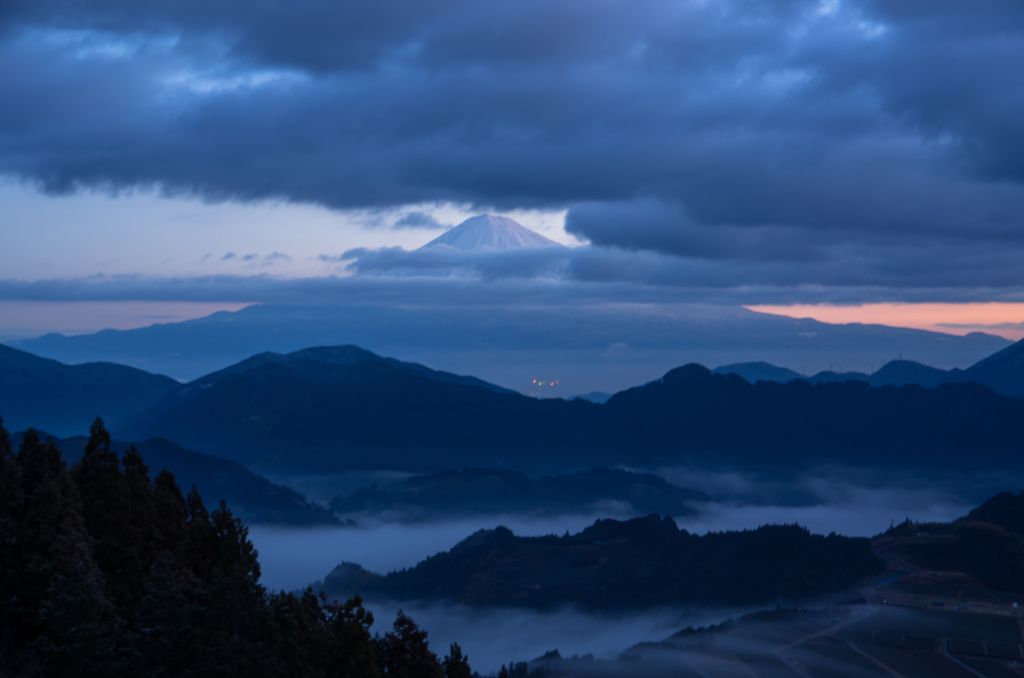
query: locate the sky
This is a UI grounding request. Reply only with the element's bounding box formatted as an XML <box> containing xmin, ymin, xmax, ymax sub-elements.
<box><xmin>3</xmin><ymin>0</ymin><xmax>1024</xmax><ymax>341</ymax></box>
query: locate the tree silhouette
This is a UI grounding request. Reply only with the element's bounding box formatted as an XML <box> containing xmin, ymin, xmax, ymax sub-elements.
<box><xmin>0</xmin><ymin>414</ymin><xmax>472</xmax><ymax>676</ymax></box>
<box><xmin>376</xmin><ymin>610</ymin><xmax>444</xmax><ymax>678</ymax></box>
<box><xmin>443</xmin><ymin>642</ymin><xmax>472</xmax><ymax>678</ymax></box>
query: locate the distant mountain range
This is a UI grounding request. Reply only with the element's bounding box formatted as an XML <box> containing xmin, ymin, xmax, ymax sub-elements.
<box><xmin>114</xmin><ymin>347</ymin><xmax>1024</xmax><ymax>476</ymax></box>
<box><xmin>12</xmin><ymin>302</ymin><xmax>1010</xmax><ymax>388</ymax></box>
<box><xmin>715</xmin><ymin>336</ymin><xmax>1024</xmax><ymax>397</ymax></box>
<box><xmin>6</xmin><ymin>340</ymin><xmax>1024</xmax><ymax>477</ymax></box>
<box><xmin>312</xmin><ymin>515</ymin><xmax>882</xmax><ymax>610</ymax></box>
<box><xmin>0</xmin><ymin>343</ymin><xmax>178</xmax><ymax>436</ymax></box>
<box><xmin>713</xmin><ymin>359</ymin><xmax>955</xmax><ymax>388</ymax></box>
<box><xmin>8</xmin><ymin>431</ymin><xmax>338</xmax><ymax>526</ymax></box>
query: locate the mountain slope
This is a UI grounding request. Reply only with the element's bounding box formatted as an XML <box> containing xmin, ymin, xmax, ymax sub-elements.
<box><xmin>869</xmin><ymin>359</ymin><xmax>955</xmax><ymax>388</ymax></box>
<box><xmin>117</xmin><ymin>352</ymin><xmax>1024</xmax><ymax>475</ymax></box>
<box><xmin>957</xmin><ymin>338</ymin><xmax>1024</xmax><ymax>397</ymax></box>
<box><xmin>14</xmin><ymin>303</ymin><xmax>1010</xmax><ymax>386</ymax></box>
<box><xmin>0</xmin><ymin>343</ymin><xmax>178</xmax><ymax>436</ymax></box>
<box><xmin>420</xmin><ymin>214</ymin><xmax>560</xmax><ymax>250</ymax></box>
<box><xmin>131</xmin><ymin>344</ymin><xmax>513</xmax><ymax>422</ymax></box>
<box><xmin>116</xmin><ymin>357</ymin><xmax>588</xmax><ymax>469</ymax></box>
<box><xmin>719</xmin><ymin>355</ymin><xmax>1015</xmax><ymax>394</ymax></box>
<box><xmin>713</xmin><ymin>362</ymin><xmax>803</xmax><ymax>383</ymax></box>
<box><xmin>597</xmin><ymin>364</ymin><xmax>1024</xmax><ymax>470</ymax></box>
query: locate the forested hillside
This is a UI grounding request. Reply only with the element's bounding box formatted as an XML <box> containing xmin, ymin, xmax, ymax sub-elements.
<box><xmin>0</xmin><ymin>343</ymin><xmax>178</xmax><ymax>436</ymax></box>
<box><xmin>318</xmin><ymin>515</ymin><xmax>884</xmax><ymax>611</ymax></box>
<box><xmin>119</xmin><ymin>357</ymin><xmax>1024</xmax><ymax>475</ymax></box>
<box><xmin>0</xmin><ymin>417</ymin><xmax>471</xmax><ymax>677</ymax></box>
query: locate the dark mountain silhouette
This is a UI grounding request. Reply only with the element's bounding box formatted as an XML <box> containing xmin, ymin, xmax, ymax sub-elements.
<box><xmin>806</xmin><ymin>369</ymin><xmax>871</xmax><ymax>383</ymax></box>
<box><xmin>715</xmin><ymin>359</ymin><xmax>954</xmax><ymax>389</ymax></box>
<box><xmin>116</xmin><ymin>354</ymin><xmax>581</xmax><ymax>470</ymax></box>
<box><xmin>0</xmin><ymin>343</ymin><xmax>178</xmax><ymax>436</ymax></box>
<box><xmin>314</xmin><ymin>515</ymin><xmax>883</xmax><ymax>611</ymax></box>
<box><xmin>11</xmin><ymin>430</ymin><xmax>338</xmax><ymax>526</ymax></box>
<box><xmin>190</xmin><ymin>344</ymin><xmax>512</xmax><ymax>394</ymax></box>
<box><xmin>955</xmin><ymin>337</ymin><xmax>1024</xmax><ymax>397</ymax></box>
<box><xmin>716</xmin><ymin>344</ymin><xmax>1024</xmax><ymax>397</ymax></box>
<box><xmin>122</xmin><ymin>344</ymin><xmax>513</xmax><ymax>428</ymax></box>
<box><xmin>961</xmin><ymin>491</ymin><xmax>1024</xmax><ymax>536</ymax></box>
<box><xmin>568</xmin><ymin>391</ymin><xmax>613</xmax><ymax>404</ymax></box>
<box><xmin>15</xmin><ymin>302</ymin><xmax>1010</xmax><ymax>386</ymax></box>
<box><xmin>329</xmin><ymin>467</ymin><xmax>711</xmax><ymax>519</ymax></box>
<box><xmin>594</xmin><ymin>364</ymin><xmax>1024</xmax><ymax>472</ymax></box>
<box><xmin>116</xmin><ymin>352</ymin><xmax>1024</xmax><ymax>475</ymax></box>
<box><xmin>884</xmin><ymin>497</ymin><xmax>1024</xmax><ymax>595</ymax></box>
<box><xmin>870</xmin><ymin>359</ymin><xmax>957</xmax><ymax>388</ymax></box>
<box><xmin>712</xmin><ymin>361</ymin><xmax>803</xmax><ymax>383</ymax></box>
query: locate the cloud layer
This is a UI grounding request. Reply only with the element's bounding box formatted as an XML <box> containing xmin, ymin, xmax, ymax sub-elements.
<box><xmin>2</xmin><ymin>0</ymin><xmax>1024</xmax><ymax>297</ymax></box>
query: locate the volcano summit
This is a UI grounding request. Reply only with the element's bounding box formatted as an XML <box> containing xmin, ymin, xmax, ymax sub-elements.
<box><xmin>420</xmin><ymin>215</ymin><xmax>561</xmax><ymax>250</ymax></box>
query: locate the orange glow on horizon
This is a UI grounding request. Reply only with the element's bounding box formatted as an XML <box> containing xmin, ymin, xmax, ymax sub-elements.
<box><xmin>746</xmin><ymin>303</ymin><xmax>1024</xmax><ymax>341</ymax></box>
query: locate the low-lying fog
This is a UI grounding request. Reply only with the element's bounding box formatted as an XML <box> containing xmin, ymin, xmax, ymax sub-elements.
<box><xmin>357</xmin><ymin>600</ymin><xmax>750</xmax><ymax>675</ymax></box>
<box><xmin>246</xmin><ymin>468</ymin><xmax>992</xmax><ymax>674</ymax></box>
<box><xmin>250</xmin><ymin>472</ymin><xmax>979</xmax><ymax>591</ymax></box>
<box><xmin>249</xmin><ymin>512</ymin><xmax>633</xmax><ymax>591</ymax></box>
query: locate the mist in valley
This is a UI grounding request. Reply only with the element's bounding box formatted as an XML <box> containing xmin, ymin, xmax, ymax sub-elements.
<box><xmin>249</xmin><ymin>466</ymin><xmax>987</xmax><ymax>591</ymax></box>
<box><xmin>669</xmin><ymin>473</ymin><xmax>980</xmax><ymax>537</ymax></box>
<box><xmin>244</xmin><ymin>468</ymin><xmax>990</xmax><ymax>674</ymax></box>
<box><xmin>248</xmin><ymin>511</ymin><xmax>637</xmax><ymax>591</ymax></box>
<box><xmin>355</xmin><ymin>599</ymin><xmax>745</xmax><ymax>675</ymax></box>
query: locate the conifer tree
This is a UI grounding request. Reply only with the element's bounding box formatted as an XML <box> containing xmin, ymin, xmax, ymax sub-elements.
<box><xmin>324</xmin><ymin>594</ymin><xmax>380</xmax><ymax>678</ymax></box>
<box><xmin>199</xmin><ymin>501</ymin><xmax>268</xmax><ymax>674</ymax></box>
<box><xmin>120</xmin><ymin>445</ymin><xmax>158</xmax><ymax>610</ymax></box>
<box><xmin>73</xmin><ymin>419</ymin><xmax>134</xmax><ymax>608</ymax></box>
<box><xmin>13</xmin><ymin>430</ymin><xmax>73</xmax><ymax>633</ymax></box>
<box><xmin>0</xmin><ymin>416</ymin><xmax>23</xmax><ymax>635</ymax></box>
<box><xmin>152</xmin><ymin>469</ymin><xmax>187</xmax><ymax>557</ymax></box>
<box><xmin>376</xmin><ymin>610</ymin><xmax>444</xmax><ymax>678</ymax></box>
<box><xmin>13</xmin><ymin>429</ymin><xmax>109</xmax><ymax>666</ymax></box>
<box><xmin>0</xmin><ymin>417</ymin><xmax>463</xmax><ymax>676</ymax></box>
<box><xmin>134</xmin><ymin>553</ymin><xmax>201</xmax><ymax>676</ymax></box>
<box><xmin>183</xmin><ymin>485</ymin><xmax>217</xmax><ymax>580</ymax></box>
<box><xmin>442</xmin><ymin>642</ymin><xmax>473</xmax><ymax>678</ymax></box>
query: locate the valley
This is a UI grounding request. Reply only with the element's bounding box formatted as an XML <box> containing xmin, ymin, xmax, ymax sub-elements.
<box><xmin>5</xmin><ymin>337</ymin><xmax>1024</xmax><ymax>676</ymax></box>
<box><xmin>7</xmin><ymin>4</ymin><xmax>1024</xmax><ymax>673</ymax></box>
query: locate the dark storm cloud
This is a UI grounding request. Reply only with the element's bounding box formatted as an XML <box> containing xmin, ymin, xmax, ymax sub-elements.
<box><xmin>337</xmin><ymin>237</ymin><xmax>1024</xmax><ymax>296</ymax></box>
<box><xmin>393</xmin><ymin>212</ymin><xmax>450</xmax><ymax>230</ymax></box>
<box><xmin>2</xmin><ymin>0</ymin><xmax>1024</xmax><ymax>295</ymax></box>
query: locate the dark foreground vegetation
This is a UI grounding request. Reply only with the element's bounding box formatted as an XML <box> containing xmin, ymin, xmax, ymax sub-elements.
<box><xmin>318</xmin><ymin>515</ymin><xmax>884</xmax><ymax>611</ymax></box>
<box><xmin>0</xmin><ymin>417</ymin><xmax>472</xmax><ymax>678</ymax></box>
<box><xmin>17</xmin><ymin>432</ymin><xmax>340</xmax><ymax>527</ymax></box>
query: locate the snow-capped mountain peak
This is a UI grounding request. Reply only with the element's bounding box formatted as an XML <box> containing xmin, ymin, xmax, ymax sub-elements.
<box><xmin>419</xmin><ymin>215</ymin><xmax>561</xmax><ymax>250</ymax></box>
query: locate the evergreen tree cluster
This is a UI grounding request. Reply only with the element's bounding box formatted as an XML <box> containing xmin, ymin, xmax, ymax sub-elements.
<box><xmin>0</xmin><ymin>416</ymin><xmax>471</xmax><ymax>677</ymax></box>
